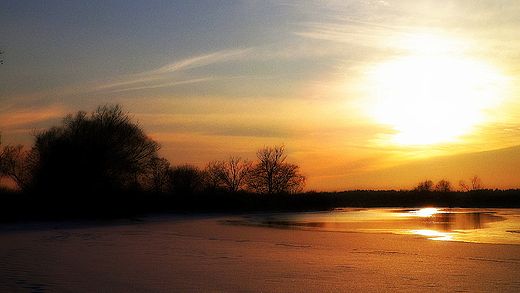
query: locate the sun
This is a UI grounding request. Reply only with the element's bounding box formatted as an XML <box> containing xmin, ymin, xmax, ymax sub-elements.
<box><xmin>366</xmin><ymin>36</ymin><xmax>508</xmax><ymax>145</ymax></box>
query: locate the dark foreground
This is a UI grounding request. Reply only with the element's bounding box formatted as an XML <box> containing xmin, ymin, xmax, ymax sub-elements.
<box><xmin>1</xmin><ymin>215</ymin><xmax>519</xmax><ymax>292</ymax></box>
<box><xmin>1</xmin><ymin>189</ymin><xmax>520</xmax><ymax>222</ymax></box>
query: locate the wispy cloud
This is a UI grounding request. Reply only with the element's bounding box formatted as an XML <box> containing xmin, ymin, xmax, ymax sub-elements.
<box><xmin>294</xmin><ymin>21</ymin><xmax>398</xmax><ymax>47</ymax></box>
<box><xmin>152</xmin><ymin>49</ymin><xmax>250</xmax><ymax>74</ymax></box>
<box><xmin>106</xmin><ymin>77</ymin><xmax>218</xmax><ymax>94</ymax></box>
<box><xmin>96</xmin><ymin>49</ymin><xmax>251</xmax><ymax>93</ymax></box>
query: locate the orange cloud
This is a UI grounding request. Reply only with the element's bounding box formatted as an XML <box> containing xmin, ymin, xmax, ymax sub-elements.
<box><xmin>0</xmin><ymin>104</ymin><xmax>67</xmax><ymax>131</ymax></box>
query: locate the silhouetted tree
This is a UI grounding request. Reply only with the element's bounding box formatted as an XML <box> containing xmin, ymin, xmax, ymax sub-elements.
<box><xmin>29</xmin><ymin>104</ymin><xmax>161</xmax><ymax>196</ymax></box>
<box><xmin>206</xmin><ymin>156</ymin><xmax>252</xmax><ymax>193</ymax></box>
<box><xmin>0</xmin><ymin>144</ymin><xmax>32</xmax><ymax>191</ymax></box>
<box><xmin>140</xmin><ymin>157</ymin><xmax>170</xmax><ymax>193</ymax></box>
<box><xmin>167</xmin><ymin>164</ymin><xmax>206</xmax><ymax>196</ymax></box>
<box><xmin>435</xmin><ymin>179</ymin><xmax>452</xmax><ymax>192</ymax></box>
<box><xmin>459</xmin><ymin>175</ymin><xmax>483</xmax><ymax>191</ymax></box>
<box><xmin>0</xmin><ymin>134</ymin><xmax>5</xmax><ymax>181</ymax></box>
<box><xmin>248</xmin><ymin>145</ymin><xmax>306</xmax><ymax>194</ymax></box>
<box><xmin>414</xmin><ymin>180</ymin><xmax>434</xmax><ymax>192</ymax></box>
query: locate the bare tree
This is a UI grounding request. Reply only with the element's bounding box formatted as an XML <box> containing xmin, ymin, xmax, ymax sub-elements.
<box><xmin>206</xmin><ymin>156</ymin><xmax>252</xmax><ymax>193</ymax></box>
<box><xmin>248</xmin><ymin>145</ymin><xmax>306</xmax><ymax>194</ymax></box>
<box><xmin>471</xmin><ymin>175</ymin><xmax>483</xmax><ymax>190</ymax></box>
<box><xmin>0</xmin><ymin>134</ymin><xmax>4</xmax><ymax>180</ymax></box>
<box><xmin>141</xmin><ymin>157</ymin><xmax>170</xmax><ymax>193</ymax></box>
<box><xmin>435</xmin><ymin>179</ymin><xmax>452</xmax><ymax>192</ymax></box>
<box><xmin>0</xmin><ymin>145</ymin><xmax>32</xmax><ymax>191</ymax></box>
<box><xmin>459</xmin><ymin>175</ymin><xmax>483</xmax><ymax>191</ymax></box>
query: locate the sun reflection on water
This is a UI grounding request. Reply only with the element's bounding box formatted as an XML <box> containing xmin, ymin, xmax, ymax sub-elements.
<box><xmin>406</xmin><ymin>208</ymin><xmax>454</xmax><ymax>240</ymax></box>
<box><xmin>412</xmin><ymin>208</ymin><xmax>440</xmax><ymax>218</ymax></box>
<box><xmin>411</xmin><ymin>229</ymin><xmax>455</xmax><ymax>241</ymax></box>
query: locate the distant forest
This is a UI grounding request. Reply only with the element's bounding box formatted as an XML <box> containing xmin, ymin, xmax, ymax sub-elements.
<box><xmin>1</xmin><ymin>105</ymin><xmax>519</xmax><ymax>221</ymax></box>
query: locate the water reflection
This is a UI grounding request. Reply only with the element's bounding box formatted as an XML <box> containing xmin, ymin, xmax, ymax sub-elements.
<box><xmin>420</xmin><ymin>209</ymin><xmax>501</xmax><ymax>231</ymax></box>
<box><xmin>238</xmin><ymin>208</ymin><xmax>520</xmax><ymax>244</ymax></box>
<box><xmin>411</xmin><ymin>229</ymin><xmax>455</xmax><ymax>241</ymax></box>
<box><xmin>408</xmin><ymin>208</ymin><xmax>505</xmax><ymax>241</ymax></box>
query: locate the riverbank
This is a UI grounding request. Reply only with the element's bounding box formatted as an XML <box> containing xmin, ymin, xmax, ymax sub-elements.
<box><xmin>2</xmin><ymin>189</ymin><xmax>520</xmax><ymax>223</ymax></box>
<box><xmin>1</xmin><ymin>214</ymin><xmax>519</xmax><ymax>292</ymax></box>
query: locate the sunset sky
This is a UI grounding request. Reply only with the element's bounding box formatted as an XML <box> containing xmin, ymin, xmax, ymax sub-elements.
<box><xmin>1</xmin><ymin>0</ymin><xmax>520</xmax><ymax>191</ymax></box>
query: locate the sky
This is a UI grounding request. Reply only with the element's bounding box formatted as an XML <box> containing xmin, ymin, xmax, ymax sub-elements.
<box><xmin>1</xmin><ymin>0</ymin><xmax>520</xmax><ymax>191</ymax></box>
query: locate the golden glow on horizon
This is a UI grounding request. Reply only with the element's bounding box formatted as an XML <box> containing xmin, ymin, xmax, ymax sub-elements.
<box><xmin>367</xmin><ymin>34</ymin><xmax>509</xmax><ymax>146</ymax></box>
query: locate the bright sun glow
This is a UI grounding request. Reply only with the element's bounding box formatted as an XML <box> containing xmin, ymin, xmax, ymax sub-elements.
<box><xmin>367</xmin><ymin>34</ymin><xmax>509</xmax><ymax>145</ymax></box>
<box><xmin>412</xmin><ymin>208</ymin><xmax>440</xmax><ymax>217</ymax></box>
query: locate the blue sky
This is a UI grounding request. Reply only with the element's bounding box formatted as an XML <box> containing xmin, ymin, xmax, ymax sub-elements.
<box><xmin>2</xmin><ymin>0</ymin><xmax>520</xmax><ymax>190</ymax></box>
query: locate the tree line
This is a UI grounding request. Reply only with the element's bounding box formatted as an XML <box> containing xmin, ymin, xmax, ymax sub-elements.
<box><xmin>1</xmin><ymin>104</ymin><xmax>518</xmax><ymax>220</ymax></box>
<box><xmin>0</xmin><ymin>105</ymin><xmax>306</xmax><ymax>218</ymax></box>
<box><xmin>412</xmin><ymin>175</ymin><xmax>484</xmax><ymax>193</ymax></box>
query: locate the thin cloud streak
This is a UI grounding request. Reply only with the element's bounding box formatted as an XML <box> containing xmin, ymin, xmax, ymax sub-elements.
<box><xmin>152</xmin><ymin>49</ymin><xmax>251</xmax><ymax>74</ymax></box>
<box><xmin>96</xmin><ymin>49</ymin><xmax>251</xmax><ymax>93</ymax></box>
<box><xmin>105</xmin><ymin>77</ymin><xmax>218</xmax><ymax>94</ymax></box>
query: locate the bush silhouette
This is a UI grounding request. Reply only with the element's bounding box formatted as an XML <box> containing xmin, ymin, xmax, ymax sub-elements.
<box><xmin>28</xmin><ymin>105</ymin><xmax>161</xmax><ymax>216</ymax></box>
<box><xmin>167</xmin><ymin>164</ymin><xmax>207</xmax><ymax>198</ymax></box>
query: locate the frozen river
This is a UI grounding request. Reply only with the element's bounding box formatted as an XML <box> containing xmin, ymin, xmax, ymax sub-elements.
<box><xmin>1</xmin><ymin>210</ymin><xmax>519</xmax><ymax>292</ymax></box>
<box><xmin>235</xmin><ymin>208</ymin><xmax>520</xmax><ymax>244</ymax></box>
